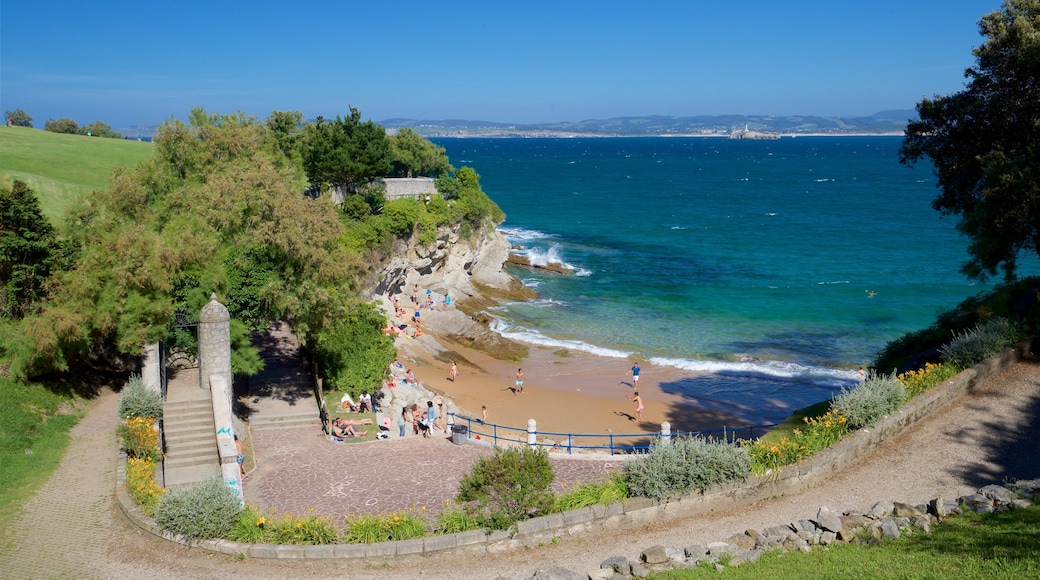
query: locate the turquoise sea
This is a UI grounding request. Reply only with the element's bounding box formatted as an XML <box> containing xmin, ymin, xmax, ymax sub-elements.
<box><xmin>433</xmin><ymin>137</ymin><xmax>1013</xmax><ymax>415</ymax></box>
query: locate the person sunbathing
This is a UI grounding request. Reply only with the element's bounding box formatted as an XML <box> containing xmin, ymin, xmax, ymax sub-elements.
<box><xmin>331</xmin><ymin>417</ymin><xmax>368</xmax><ymax>438</ymax></box>
<box><xmin>335</xmin><ymin>416</ymin><xmax>373</xmax><ymax>426</ymax></box>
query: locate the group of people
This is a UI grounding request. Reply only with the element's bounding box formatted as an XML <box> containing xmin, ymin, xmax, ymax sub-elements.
<box><xmin>398</xmin><ymin>397</ymin><xmax>448</xmax><ymax>438</ymax></box>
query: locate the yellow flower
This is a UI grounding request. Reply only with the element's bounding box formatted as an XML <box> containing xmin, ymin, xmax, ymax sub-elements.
<box><xmin>770</xmin><ymin>446</ymin><xmax>779</xmax><ymax>454</ymax></box>
<box><xmin>824</xmin><ymin>421</ymin><xmax>832</xmax><ymax>428</ymax></box>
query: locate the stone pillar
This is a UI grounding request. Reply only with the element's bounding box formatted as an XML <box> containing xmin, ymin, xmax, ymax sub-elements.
<box><xmin>198</xmin><ymin>295</ymin><xmax>232</xmax><ymax>410</ymax></box>
<box><xmin>140</xmin><ymin>342</ymin><xmax>161</xmax><ymax>395</ymax></box>
<box><xmin>660</xmin><ymin>421</ymin><xmax>672</xmax><ymax>447</ymax></box>
<box><xmin>527</xmin><ymin>419</ymin><xmax>538</xmax><ymax>448</ymax></box>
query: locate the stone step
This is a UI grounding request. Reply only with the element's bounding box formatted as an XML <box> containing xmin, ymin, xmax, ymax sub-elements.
<box><xmin>163</xmin><ymin>451</ymin><xmax>216</xmax><ymax>467</ymax></box>
<box><xmin>163</xmin><ymin>462</ymin><xmax>221</xmax><ymax>489</ymax></box>
<box><xmin>164</xmin><ymin>417</ymin><xmax>216</xmax><ymax>431</ymax></box>
<box><xmin>164</xmin><ymin>435</ymin><xmax>216</xmax><ymax>451</ymax></box>
<box><xmin>164</xmin><ymin>430</ymin><xmax>216</xmax><ymax>444</ymax></box>
<box><xmin>250</xmin><ymin>414</ymin><xmax>322</xmax><ymax>429</ymax></box>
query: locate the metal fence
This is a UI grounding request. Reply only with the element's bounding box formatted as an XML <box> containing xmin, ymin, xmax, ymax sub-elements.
<box><xmin>449</xmin><ymin>413</ymin><xmax>776</xmax><ymax>456</ymax></box>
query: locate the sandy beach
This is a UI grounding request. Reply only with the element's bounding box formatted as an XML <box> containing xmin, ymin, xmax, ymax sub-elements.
<box><xmin>389</xmin><ymin>299</ymin><xmax>774</xmax><ymax>447</ymax></box>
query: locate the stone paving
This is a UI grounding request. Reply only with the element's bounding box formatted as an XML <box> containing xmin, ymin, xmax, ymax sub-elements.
<box><xmin>245</xmin><ymin>424</ymin><xmax>626</xmax><ymax>526</ymax></box>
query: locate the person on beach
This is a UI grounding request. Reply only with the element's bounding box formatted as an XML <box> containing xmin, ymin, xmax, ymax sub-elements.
<box><xmin>450</xmin><ymin>360</ymin><xmax>459</xmax><ymax>382</ymax></box>
<box><xmin>512</xmin><ymin>368</ymin><xmax>525</xmax><ymax>395</ymax></box>
<box><xmin>481</xmin><ymin>405</ymin><xmax>488</xmax><ymax>423</ymax></box>
<box><xmin>411</xmin><ymin>403</ymin><xmax>422</xmax><ymax>435</ymax></box>
<box><xmin>625</xmin><ymin>391</ymin><xmax>644</xmax><ymax>423</ymax></box>
<box><xmin>435</xmin><ymin>395</ymin><xmax>447</xmax><ymax>432</ymax></box>
<box><xmin>628</xmin><ymin>363</ymin><xmax>641</xmax><ymax>386</ymax></box>
<box><xmin>405</xmin><ymin>369</ymin><xmax>417</xmax><ymax>385</ymax></box>
<box><xmin>442</xmin><ymin>294</ymin><xmax>452</xmax><ymax>310</ymax></box>
<box><xmin>426</xmin><ymin>400</ymin><xmax>438</xmax><ymax>434</ymax></box>
<box><xmin>400</xmin><ymin>406</ymin><xmax>411</xmax><ymax>437</ymax></box>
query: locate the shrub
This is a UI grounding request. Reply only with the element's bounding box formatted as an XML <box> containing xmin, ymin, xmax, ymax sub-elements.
<box><xmin>939</xmin><ymin>317</ymin><xmax>1020</xmax><ymax>369</ymax></box>
<box><xmin>153</xmin><ymin>478</ymin><xmax>242</xmax><ymax>542</ymax></box>
<box><xmin>621</xmin><ymin>436</ymin><xmax>750</xmax><ymax>501</ymax></box>
<box><xmin>830</xmin><ymin>373</ymin><xmax>906</xmax><ymax>429</ymax></box>
<box><xmin>125</xmin><ymin>456</ymin><xmax>165</xmax><ymax>516</ymax></box>
<box><xmin>457</xmin><ymin>446</ymin><xmax>555</xmax><ymax>529</ymax></box>
<box><xmin>745</xmin><ymin>409</ymin><xmax>849</xmax><ymax>474</ymax></box>
<box><xmin>551</xmin><ymin>474</ymin><xmax>629</xmax><ymax>513</ymax></box>
<box><xmin>117</xmin><ymin>416</ymin><xmax>160</xmax><ymax>461</ymax></box>
<box><xmin>434</xmin><ymin>501</ymin><xmax>483</xmax><ymax>534</ymax></box>
<box><xmin>343</xmin><ymin>510</ymin><xmax>427</xmax><ymax>543</ymax></box>
<box><xmin>898</xmin><ymin>362</ymin><xmax>961</xmax><ymax>399</ymax></box>
<box><xmin>228</xmin><ymin>506</ymin><xmax>339</xmax><ymax>545</ymax></box>
<box><xmin>117</xmin><ymin>374</ymin><xmax>163</xmax><ymax>420</ymax></box>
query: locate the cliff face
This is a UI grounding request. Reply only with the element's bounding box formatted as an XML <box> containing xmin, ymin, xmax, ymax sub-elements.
<box><xmin>374</xmin><ymin>221</ymin><xmax>534</xmax><ymax>361</ymax></box>
<box><xmin>375</xmin><ymin>221</ymin><xmax>515</xmax><ymax>299</ymax></box>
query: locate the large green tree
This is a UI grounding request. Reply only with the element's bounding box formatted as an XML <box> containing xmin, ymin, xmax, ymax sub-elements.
<box><xmin>0</xmin><ymin>181</ymin><xmax>62</xmax><ymax>319</ymax></box>
<box><xmin>388</xmin><ymin>128</ymin><xmax>453</xmax><ymax>178</ymax></box>
<box><xmin>301</xmin><ymin>107</ymin><xmax>391</xmax><ymax>191</ymax></box>
<box><xmin>900</xmin><ymin>0</ymin><xmax>1040</xmax><ymax>280</ymax></box>
<box><xmin>1</xmin><ymin>111</ymin><xmax>392</xmax><ymax>379</ymax></box>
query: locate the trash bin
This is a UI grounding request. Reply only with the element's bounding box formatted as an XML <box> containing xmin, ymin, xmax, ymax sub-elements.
<box><xmin>451</xmin><ymin>424</ymin><xmax>468</xmax><ymax>445</ymax></box>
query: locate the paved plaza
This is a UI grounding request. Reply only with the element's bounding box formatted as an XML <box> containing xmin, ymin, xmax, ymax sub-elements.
<box><xmin>245</xmin><ymin>424</ymin><xmax>626</xmax><ymax>525</ymax></box>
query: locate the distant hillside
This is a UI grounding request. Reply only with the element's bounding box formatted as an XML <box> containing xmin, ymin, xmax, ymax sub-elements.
<box><xmin>0</xmin><ymin>127</ymin><xmax>153</xmax><ymax>223</ymax></box>
<box><xmin>381</xmin><ymin>110</ymin><xmax>917</xmax><ymax>137</ymax></box>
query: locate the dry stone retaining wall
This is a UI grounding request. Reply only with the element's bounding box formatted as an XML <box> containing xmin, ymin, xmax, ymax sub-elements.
<box><xmin>115</xmin><ymin>341</ymin><xmax>1032</xmax><ymax>563</ymax></box>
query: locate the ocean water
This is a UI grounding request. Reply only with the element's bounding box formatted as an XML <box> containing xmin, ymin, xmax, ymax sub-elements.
<box><xmin>433</xmin><ymin>136</ymin><xmax>1000</xmax><ymax>409</ymax></box>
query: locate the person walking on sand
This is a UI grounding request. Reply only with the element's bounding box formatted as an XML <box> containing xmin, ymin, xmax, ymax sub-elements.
<box><xmin>628</xmin><ymin>363</ymin><xmax>641</xmax><ymax>386</ymax></box>
<box><xmin>512</xmin><ymin>368</ymin><xmax>525</xmax><ymax>395</ymax></box>
<box><xmin>450</xmin><ymin>360</ymin><xmax>459</xmax><ymax>382</ymax></box>
<box><xmin>625</xmin><ymin>391</ymin><xmax>644</xmax><ymax>423</ymax></box>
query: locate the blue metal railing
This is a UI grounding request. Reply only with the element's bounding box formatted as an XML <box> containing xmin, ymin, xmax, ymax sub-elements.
<box><xmin>448</xmin><ymin>413</ymin><xmax>776</xmax><ymax>456</ymax></box>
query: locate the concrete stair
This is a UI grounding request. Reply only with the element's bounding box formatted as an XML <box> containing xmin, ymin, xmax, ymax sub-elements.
<box><xmin>245</xmin><ymin>377</ymin><xmax>321</xmax><ymax>430</ymax></box>
<box><xmin>161</xmin><ymin>398</ymin><xmax>221</xmax><ymax>488</ymax></box>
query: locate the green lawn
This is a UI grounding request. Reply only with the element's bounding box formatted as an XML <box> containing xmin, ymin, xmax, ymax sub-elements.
<box><xmin>654</xmin><ymin>504</ymin><xmax>1040</xmax><ymax>579</ymax></box>
<box><xmin>0</xmin><ymin>126</ymin><xmax>152</xmax><ymax>224</ymax></box>
<box><xmin>0</xmin><ymin>377</ymin><xmax>87</xmax><ymax>550</ymax></box>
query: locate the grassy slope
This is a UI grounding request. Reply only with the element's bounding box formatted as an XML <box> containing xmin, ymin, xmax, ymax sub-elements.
<box><xmin>0</xmin><ymin>127</ymin><xmax>147</xmax><ymax>547</ymax></box>
<box><xmin>0</xmin><ymin>126</ymin><xmax>152</xmax><ymax>224</ymax></box>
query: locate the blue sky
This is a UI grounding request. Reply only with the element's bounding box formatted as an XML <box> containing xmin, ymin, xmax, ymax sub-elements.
<box><xmin>1</xmin><ymin>1</ymin><xmax>1003</xmax><ymax>129</ymax></box>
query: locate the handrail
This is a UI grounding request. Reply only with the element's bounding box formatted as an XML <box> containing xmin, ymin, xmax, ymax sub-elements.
<box><xmin>449</xmin><ymin>413</ymin><xmax>776</xmax><ymax>456</ymax></box>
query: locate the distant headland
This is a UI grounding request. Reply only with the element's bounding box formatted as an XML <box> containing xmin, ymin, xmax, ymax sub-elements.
<box><xmin>380</xmin><ymin>110</ymin><xmax>915</xmax><ymax>138</ymax></box>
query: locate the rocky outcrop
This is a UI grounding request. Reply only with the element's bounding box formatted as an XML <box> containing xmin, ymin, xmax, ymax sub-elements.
<box><xmin>526</xmin><ymin>479</ymin><xmax>1040</xmax><ymax>579</ymax></box>
<box><xmin>376</xmin><ymin>221</ymin><xmax>516</xmax><ymax>301</ymax></box>
<box><xmin>505</xmin><ymin>252</ymin><xmax>574</xmax><ymax>275</ymax></box>
<box><xmin>374</xmin><ymin>221</ymin><xmax>534</xmax><ymax>361</ymax></box>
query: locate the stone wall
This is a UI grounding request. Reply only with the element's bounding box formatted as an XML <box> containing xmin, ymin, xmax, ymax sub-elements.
<box><xmin>115</xmin><ymin>340</ymin><xmax>1031</xmax><ymax>562</ymax></box>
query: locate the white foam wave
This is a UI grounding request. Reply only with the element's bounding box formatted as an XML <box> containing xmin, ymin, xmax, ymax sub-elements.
<box><xmin>816</xmin><ymin>280</ymin><xmax>850</xmax><ymax>285</ymax></box>
<box><xmin>648</xmin><ymin>356</ymin><xmax>859</xmax><ymax>388</ymax></box>
<box><xmin>489</xmin><ymin>319</ymin><xmax>634</xmax><ymax>359</ymax></box>
<box><xmin>573</xmin><ymin>267</ymin><xmax>593</xmax><ymax>277</ymax></box>
<box><xmin>499</xmin><ymin>226</ymin><xmax>554</xmax><ymax>242</ymax></box>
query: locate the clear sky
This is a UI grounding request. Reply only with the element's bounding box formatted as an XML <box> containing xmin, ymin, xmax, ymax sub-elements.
<box><xmin>0</xmin><ymin>0</ymin><xmax>1004</xmax><ymax>129</ymax></box>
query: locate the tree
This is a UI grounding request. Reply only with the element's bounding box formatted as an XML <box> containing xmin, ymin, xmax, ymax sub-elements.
<box><xmin>900</xmin><ymin>0</ymin><xmax>1040</xmax><ymax>281</ymax></box>
<box><xmin>81</xmin><ymin>121</ymin><xmax>120</xmax><ymax>138</ymax></box>
<box><xmin>4</xmin><ymin>108</ymin><xmax>33</xmax><ymax>127</ymax></box>
<box><xmin>2</xmin><ymin>113</ymin><xmax>374</xmax><ymax>378</ymax></box>
<box><xmin>388</xmin><ymin>128</ymin><xmax>454</xmax><ymax>178</ymax></box>
<box><xmin>265</xmin><ymin>110</ymin><xmax>305</xmax><ymax>162</ymax></box>
<box><xmin>44</xmin><ymin>118</ymin><xmax>80</xmax><ymax>134</ymax></box>
<box><xmin>301</xmin><ymin>107</ymin><xmax>392</xmax><ymax>192</ymax></box>
<box><xmin>0</xmin><ymin>181</ymin><xmax>60</xmax><ymax>319</ymax></box>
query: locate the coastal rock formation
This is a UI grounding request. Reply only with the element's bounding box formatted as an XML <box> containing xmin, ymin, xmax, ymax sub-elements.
<box><xmin>376</xmin><ymin>222</ymin><xmax>517</xmax><ymax>300</ymax></box>
<box><xmin>505</xmin><ymin>252</ymin><xmax>574</xmax><ymax>275</ymax></box>
<box><xmin>374</xmin><ymin>221</ymin><xmax>535</xmax><ymax>360</ymax></box>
